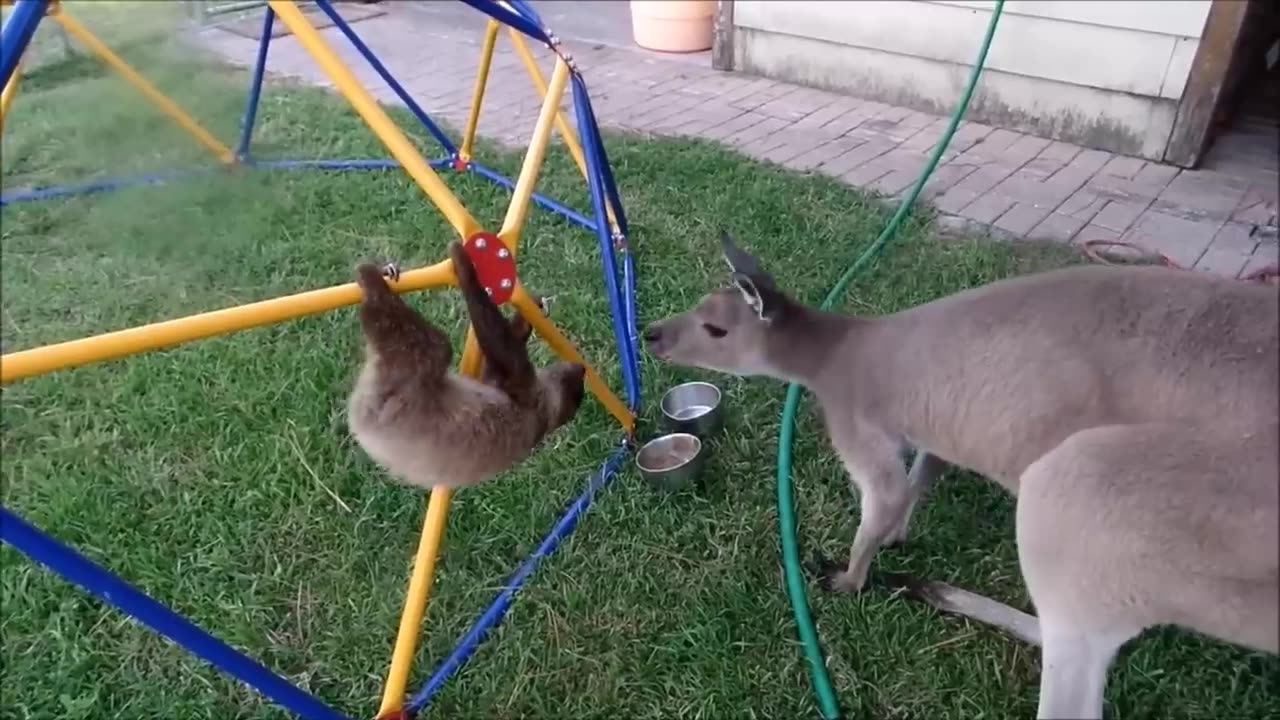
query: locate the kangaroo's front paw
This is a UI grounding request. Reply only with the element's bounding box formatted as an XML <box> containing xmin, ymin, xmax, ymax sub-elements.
<box><xmin>809</xmin><ymin>550</ymin><xmax>869</xmax><ymax>594</ymax></box>
<box><xmin>381</xmin><ymin>263</ymin><xmax>401</xmax><ymax>283</ymax></box>
<box><xmin>822</xmin><ymin>569</ymin><xmax>870</xmax><ymax>594</ymax></box>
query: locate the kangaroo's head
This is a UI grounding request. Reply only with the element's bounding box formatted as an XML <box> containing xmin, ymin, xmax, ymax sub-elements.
<box><xmin>643</xmin><ymin>230</ymin><xmax>802</xmax><ymax>378</ymax></box>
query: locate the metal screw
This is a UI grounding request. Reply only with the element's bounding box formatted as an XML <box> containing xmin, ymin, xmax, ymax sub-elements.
<box><xmin>497</xmin><ymin>248</ymin><xmax>510</xmax><ymax>259</ymax></box>
<box><xmin>475</xmin><ymin>238</ymin><xmax>487</xmax><ymax>250</ymax></box>
<box><xmin>500</xmin><ymin>278</ymin><xmax>513</xmax><ymax>289</ymax></box>
<box><xmin>485</xmin><ymin>287</ymin><xmax>493</xmax><ymax>296</ymax></box>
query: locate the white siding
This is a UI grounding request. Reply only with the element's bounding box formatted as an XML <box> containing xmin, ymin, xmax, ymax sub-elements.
<box><xmin>733</xmin><ymin>0</ymin><xmax>1214</xmax><ymax>159</ymax></box>
<box><xmin>929</xmin><ymin>1</ymin><xmax>1212</xmax><ymax>38</ymax></box>
<box><xmin>735</xmin><ymin>1</ymin><xmax>1210</xmax><ymax>100</ymax></box>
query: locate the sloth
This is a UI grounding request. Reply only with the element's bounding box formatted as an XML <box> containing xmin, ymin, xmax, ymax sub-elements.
<box><xmin>347</xmin><ymin>241</ymin><xmax>587</xmax><ymax>489</ymax></box>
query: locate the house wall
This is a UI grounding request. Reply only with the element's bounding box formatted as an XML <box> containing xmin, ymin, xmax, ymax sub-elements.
<box><xmin>732</xmin><ymin>0</ymin><xmax>1214</xmax><ymax>160</ymax></box>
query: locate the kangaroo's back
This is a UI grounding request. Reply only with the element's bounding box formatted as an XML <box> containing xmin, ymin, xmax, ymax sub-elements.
<box><xmin>857</xmin><ymin>264</ymin><xmax>1279</xmax><ymax>486</ymax></box>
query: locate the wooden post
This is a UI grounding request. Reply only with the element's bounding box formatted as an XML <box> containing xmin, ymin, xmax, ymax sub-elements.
<box><xmin>1163</xmin><ymin>0</ymin><xmax>1250</xmax><ymax>169</ymax></box>
<box><xmin>712</xmin><ymin>0</ymin><xmax>734</xmax><ymax>71</ymax></box>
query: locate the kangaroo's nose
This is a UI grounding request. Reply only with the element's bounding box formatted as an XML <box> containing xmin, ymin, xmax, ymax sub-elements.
<box><xmin>642</xmin><ymin>326</ymin><xmax>662</xmax><ymax>344</ymax></box>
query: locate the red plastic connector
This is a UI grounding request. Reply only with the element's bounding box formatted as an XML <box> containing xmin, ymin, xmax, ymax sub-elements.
<box><xmin>461</xmin><ymin>231</ymin><xmax>518</xmax><ymax>305</ymax></box>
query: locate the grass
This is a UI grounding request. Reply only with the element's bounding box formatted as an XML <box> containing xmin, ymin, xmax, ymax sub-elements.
<box><xmin>2</xmin><ymin>5</ymin><xmax>1277</xmax><ymax>720</ymax></box>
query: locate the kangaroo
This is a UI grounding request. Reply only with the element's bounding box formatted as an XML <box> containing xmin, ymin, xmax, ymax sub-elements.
<box><xmin>347</xmin><ymin>241</ymin><xmax>587</xmax><ymax>490</ymax></box>
<box><xmin>641</xmin><ymin>230</ymin><xmax>1279</xmax><ymax>719</ymax></box>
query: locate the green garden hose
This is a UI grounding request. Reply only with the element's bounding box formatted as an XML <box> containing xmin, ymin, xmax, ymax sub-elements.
<box><xmin>774</xmin><ymin>3</ymin><xmax>1006</xmax><ymax>718</ymax></box>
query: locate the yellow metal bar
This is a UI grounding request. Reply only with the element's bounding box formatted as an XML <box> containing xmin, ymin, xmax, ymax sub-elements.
<box><xmin>376</xmin><ymin>486</ymin><xmax>452</xmax><ymax>714</ymax></box>
<box><xmin>51</xmin><ymin>11</ymin><xmax>234</xmax><ymax>164</ymax></box>
<box><xmin>378</xmin><ymin>290</ymin><xmax>632</xmax><ymax>713</ymax></box>
<box><xmin>0</xmin><ymin>260</ymin><xmax>455</xmax><ymax>385</ymax></box>
<box><xmin>378</xmin><ymin>288</ymin><xmax>635</xmax><ymax>712</ymax></box>
<box><xmin>507</xmin><ymin>30</ymin><xmax>587</xmax><ymax>179</ymax></box>
<box><xmin>377</xmin><ymin>329</ymin><xmax>482</xmax><ymax>715</ymax></box>
<box><xmin>511</xmin><ymin>288</ymin><xmax>634</xmax><ymax>431</ymax></box>
<box><xmin>507</xmin><ymin>30</ymin><xmax>619</xmax><ymax>232</ymax></box>
<box><xmin>497</xmin><ymin>58</ymin><xmax>570</xmax><ymax>246</ymax></box>
<box><xmin>0</xmin><ymin>57</ymin><xmax>21</xmax><ymax>137</ymax></box>
<box><xmin>459</xmin><ymin>19</ymin><xmax>500</xmax><ymax>163</ymax></box>
<box><xmin>266</xmin><ymin>0</ymin><xmax>481</xmax><ymax>240</ymax></box>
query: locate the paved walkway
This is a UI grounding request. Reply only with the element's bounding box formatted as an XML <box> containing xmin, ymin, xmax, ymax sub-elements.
<box><xmin>196</xmin><ymin>4</ymin><xmax>1278</xmax><ymax>280</ymax></box>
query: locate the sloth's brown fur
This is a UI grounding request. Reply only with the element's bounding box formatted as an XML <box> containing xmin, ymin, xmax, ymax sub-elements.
<box><xmin>347</xmin><ymin>242</ymin><xmax>587</xmax><ymax>489</ymax></box>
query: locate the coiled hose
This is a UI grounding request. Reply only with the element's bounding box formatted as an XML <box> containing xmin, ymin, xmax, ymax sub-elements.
<box><xmin>774</xmin><ymin>3</ymin><xmax>1006</xmax><ymax>717</ymax></box>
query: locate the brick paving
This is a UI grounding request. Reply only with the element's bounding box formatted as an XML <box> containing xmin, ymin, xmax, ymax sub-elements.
<box><xmin>195</xmin><ymin>6</ymin><xmax>1278</xmax><ymax>280</ymax></box>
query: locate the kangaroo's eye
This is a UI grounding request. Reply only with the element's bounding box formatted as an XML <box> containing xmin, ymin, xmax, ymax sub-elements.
<box><xmin>702</xmin><ymin>323</ymin><xmax>728</xmax><ymax>338</ymax></box>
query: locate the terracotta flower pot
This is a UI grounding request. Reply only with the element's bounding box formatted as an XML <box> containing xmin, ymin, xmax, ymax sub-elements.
<box><xmin>630</xmin><ymin>0</ymin><xmax>717</xmax><ymax>53</ymax></box>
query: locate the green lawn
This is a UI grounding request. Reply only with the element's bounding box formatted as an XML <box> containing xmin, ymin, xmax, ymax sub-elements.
<box><xmin>2</xmin><ymin>6</ymin><xmax>1276</xmax><ymax>720</ymax></box>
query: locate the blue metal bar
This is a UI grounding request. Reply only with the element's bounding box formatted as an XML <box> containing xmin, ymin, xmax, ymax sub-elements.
<box><xmin>236</xmin><ymin>6</ymin><xmax>276</xmax><ymax>160</ymax></box>
<box><xmin>0</xmin><ymin>157</ymin><xmax>454</xmax><ymax>206</ymax></box>
<box><xmin>466</xmin><ymin>160</ymin><xmax>597</xmax><ymax>233</ymax></box>
<box><xmin>0</xmin><ymin>506</ymin><xmax>353</xmax><ymax>720</ymax></box>
<box><xmin>312</xmin><ymin>0</ymin><xmax>458</xmax><ymax>157</ymax></box>
<box><xmin>456</xmin><ymin>0</ymin><xmax>550</xmax><ymax>45</ymax></box>
<box><xmin>619</xmin><ymin>248</ymin><xmax>640</xmax><ymax>408</ymax></box>
<box><xmin>249</xmin><ymin>157</ymin><xmax>453</xmax><ymax>171</ymax></box>
<box><xmin>0</xmin><ymin>0</ymin><xmax>48</xmax><ymax>89</ymax></box>
<box><xmin>570</xmin><ymin>76</ymin><xmax>640</xmax><ymax>403</ymax></box>
<box><xmin>0</xmin><ymin>168</ymin><xmax>223</xmax><ymax>206</ymax></box>
<box><xmin>572</xmin><ymin>81</ymin><xmax>630</xmax><ymax>238</ymax></box>
<box><xmin>573</xmin><ymin>77</ymin><xmax>641</xmax><ymax>409</ymax></box>
<box><xmin>504</xmin><ymin>0</ymin><xmax>545</xmax><ymax>29</ymax></box>
<box><xmin>574</xmin><ymin>84</ymin><xmax>640</xmax><ymax>410</ymax></box>
<box><xmin>591</xmin><ymin>166</ymin><xmax>640</xmax><ymax>408</ymax></box>
<box><xmin>406</xmin><ymin>444</ymin><xmax>631</xmax><ymax>713</ymax></box>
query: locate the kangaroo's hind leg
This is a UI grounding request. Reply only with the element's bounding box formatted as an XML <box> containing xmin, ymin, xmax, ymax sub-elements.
<box><xmin>1012</xmin><ymin>422</ymin><xmax>1261</xmax><ymax>719</ymax></box>
<box><xmin>448</xmin><ymin>242</ymin><xmax>538</xmax><ymax>404</ymax></box>
<box><xmin>1018</xmin><ymin>436</ymin><xmax>1141</xmax><ymax>719</ymax></box>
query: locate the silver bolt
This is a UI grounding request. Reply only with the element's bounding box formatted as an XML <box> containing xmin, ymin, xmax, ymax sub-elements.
<box><xmin>500</xmin><ymin>278</ymin><xmax>513</xmax><ymax>289</ymax></box>
<box><xmin>475</xmin><ymin>238</ymin><xmax>487</xmax><ymax>250</ymax></box>
<box><xmin>497</xmin><ymin>248</ymin><xmax>510</xmax><ymax>259</ymax></box>
<box><xmin>485</xmin><ymin>287</ymin><xmax>493</xmax><ymax>296</ymax></box>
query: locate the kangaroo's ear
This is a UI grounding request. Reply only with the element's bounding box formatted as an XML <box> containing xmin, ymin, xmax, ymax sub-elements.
<box><xmin>720</xmin><ymin>228</ymin><xmax>776</xmax><ymax>290</ymax></box>
<box><xmin>731</xmin><ymin>271</ymin><xmax>763</xmax><ymax>318</ymax></box>
<box><xmin>731</xmin><ymin>271</ymin><xmax>785</xmax><ymax>322</ymax></box>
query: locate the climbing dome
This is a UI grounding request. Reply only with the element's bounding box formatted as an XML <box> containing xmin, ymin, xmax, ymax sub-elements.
<box><xmin>0</xmin><ymin>1</ymin><xmax>640</xmax><ymax>717</ymax></box>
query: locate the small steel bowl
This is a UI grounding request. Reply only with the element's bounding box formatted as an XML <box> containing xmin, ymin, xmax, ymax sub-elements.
<box><xmin>659</xmin><ymin>381</ymin><xmax>724</xmax><ymax>438</ymax></box>
<box><xmin>635</xmin><ymin>432</ymin><xmax>706</xmax><ymax>491</ymax></box>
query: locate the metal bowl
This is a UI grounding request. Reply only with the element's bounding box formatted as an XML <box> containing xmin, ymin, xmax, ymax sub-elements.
<box><xmin>659</xmin><ymin>381</ymin><xmax>724</xmax><ymax>438</ymax></box>
<box><xmin>635</xmin><ymin>432</ymin><xmax>706</xmax><ymax>491</ymax></box>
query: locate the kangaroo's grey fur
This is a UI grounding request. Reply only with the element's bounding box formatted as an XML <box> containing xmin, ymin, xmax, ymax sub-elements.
<box><xmin>642</xmin><ymin>231</ymin><xmax>1279</xmax><ymax>718</ymax></box>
